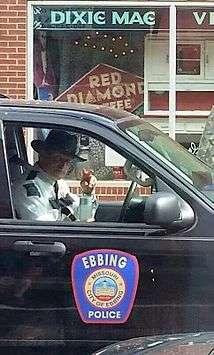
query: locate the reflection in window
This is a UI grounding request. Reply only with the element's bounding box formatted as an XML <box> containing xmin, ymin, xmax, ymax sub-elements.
<box><xmin>176</xmin><ymin>44</ymin><xmax>201</xmax><ymax>75</ymax></box>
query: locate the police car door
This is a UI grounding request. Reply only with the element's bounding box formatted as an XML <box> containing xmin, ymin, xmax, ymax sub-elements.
<box><xmin>1</xmin><ymin>113</ymin><xmax>214</xmax><ymax>355</ymax></box>
<box><xmin>0</xmin><ymin>117</ymin><xmax>137</xmax><ymax>355</ymax></box>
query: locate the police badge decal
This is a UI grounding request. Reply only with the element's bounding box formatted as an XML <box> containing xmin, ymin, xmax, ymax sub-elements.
<box><xmin>71</xmin><ymin>249</ymin><xmax>139</xmax><ymax>324</ymax></box>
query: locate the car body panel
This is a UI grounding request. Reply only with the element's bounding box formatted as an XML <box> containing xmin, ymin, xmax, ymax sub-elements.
<box><xmin>0</xmin><ymin>100</ymin><xmax>213</xmax><ymax>354</ymax></box>
<box><xmin>92</xmin><ymin>332</ymin><xmax>214</xmax><ymax>355</ymax></box>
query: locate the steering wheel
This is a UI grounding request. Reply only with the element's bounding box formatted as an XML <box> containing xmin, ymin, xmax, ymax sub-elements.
<box><xmin>119</xmin><ymin>161</ymin><xmax>154</xmax><ymax>222</ymax></box>
<box><xmin>118</xmin><ymin>181</ymin><xmax>138</xmax><ymax>222</ymax></box>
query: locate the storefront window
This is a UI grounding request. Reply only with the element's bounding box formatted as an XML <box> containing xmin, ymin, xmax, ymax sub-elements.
<box><xmin>173</xmin><ymin>6</ymin><xmax>214</xmax><ymax>155</ymax></box>
<box><xmin>33</xmin><ymin>6</ymin><xmax>169</xmax><ymax>113</ymax></box>
<box><xmin>32</xmin><ymin>5</ymin><xmax>170</xmax><ymax>180</ymax></box>
<box><xmin>138</xmin><ymin>8</ymin><xmax>169</xmax><ymax>112</ymax></box>
<box><xmin>176</xmin><ymin>7</ymin><xmax>214</xmax><ymax>114</ymax></box>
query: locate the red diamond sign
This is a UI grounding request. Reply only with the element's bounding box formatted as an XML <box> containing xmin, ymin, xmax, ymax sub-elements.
<box><xmin>56</xmin><ymin>63</ymin><xmax>144</xmax><ymax>112</ymax></box>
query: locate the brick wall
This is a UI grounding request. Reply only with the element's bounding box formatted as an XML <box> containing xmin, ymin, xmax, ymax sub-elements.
<box><xmin>69</xmin><ymin>184</ymin><xmax>151</xmax><ymax>201</ymax></box>
<box><xmin>0</xmin><ymin>0</ymin><xmax>26</xmax><ymax>99</ymax></box>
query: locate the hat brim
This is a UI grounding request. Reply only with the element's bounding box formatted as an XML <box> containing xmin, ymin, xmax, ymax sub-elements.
<box><xmin>31</xmin><ymin>140</ymin><xmax>86</xmax><ymax>163</ymax></box>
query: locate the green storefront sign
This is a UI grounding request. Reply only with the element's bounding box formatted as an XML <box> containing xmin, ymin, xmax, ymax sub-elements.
<box><xmin>33</xmin><ymin>6</ymin><xmax>156</xmax><ymax>30</ymax></box>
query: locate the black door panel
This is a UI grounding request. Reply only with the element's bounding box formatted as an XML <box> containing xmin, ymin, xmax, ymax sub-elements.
<box><xmin>0</xmin><ymin>231</ymin><xmax>214</xmax><ymax>354</ymax></box>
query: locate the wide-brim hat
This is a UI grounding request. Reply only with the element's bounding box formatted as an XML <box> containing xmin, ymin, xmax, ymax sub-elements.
<box><xmin>31</xmin><ymin>130</ymin><xmax>86</xmax><ymax>162</ymax></box>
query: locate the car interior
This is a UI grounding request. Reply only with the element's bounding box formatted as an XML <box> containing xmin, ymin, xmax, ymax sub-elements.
<box><xmin>3</xmin><ymin>123</ymin><xmax>195</xmax><ymax>231</ymax></box>
<box><xmin>4</xmin><ymin>125</ymin><xmax>154</xmax><ymax>223</ymax></box>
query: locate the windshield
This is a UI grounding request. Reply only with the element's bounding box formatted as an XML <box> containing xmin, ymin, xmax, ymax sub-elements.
<box><xmin>120</xmin><ymin>119</ymin><xmax>214</xmax><ymax>203</ymax></box>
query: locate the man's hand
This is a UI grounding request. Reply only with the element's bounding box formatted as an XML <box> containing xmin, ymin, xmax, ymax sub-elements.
<box><xmin>80</xmin><ymin>169</ymin><xmax>97</xmax><ymax>195</ymax></box>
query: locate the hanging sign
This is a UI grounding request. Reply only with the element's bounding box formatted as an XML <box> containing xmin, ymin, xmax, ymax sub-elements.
<box><xmin>33</xmin><ymin>6</ymin><xmax>157</xmax><ymax>30</ymax></box>
<box><xmin>56</xmin><ymin>63</ymin><xmax>144</xmax><ymax>112</ymax></box>
<box><xmin>71</xmin><ymin>249</ymin><xmax>139</xmax><ymax>324</ymax></box>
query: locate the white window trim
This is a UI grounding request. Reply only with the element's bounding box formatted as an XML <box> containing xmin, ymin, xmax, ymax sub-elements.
<box><xmin>169</xmin><ymin>3</ymin><xmax>176</xmax><ymax>139</ymax></box>
<box><xmin>145</xmin><ymin>110</ymin><xmax>211</xmax><ymax>117</ymax></box>
<box><xmin>27</xmin><ymin>1</ymin><xmax>34</xmax><ymax>100</ymax></box>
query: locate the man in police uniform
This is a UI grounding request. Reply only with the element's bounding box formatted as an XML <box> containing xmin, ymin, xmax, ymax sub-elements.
<box><xmin>14</xmin><ymin>130</ymin><xmax>96</xmax><ymax>221</ymax></box>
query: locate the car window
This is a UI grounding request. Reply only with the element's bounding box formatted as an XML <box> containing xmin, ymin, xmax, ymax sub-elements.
<box><xmin>4</xmin><ymin>124</ymin><xmax>155</xmax><ymax>224</ymax></box>
<box><xmin>120</xmin><ymin>120</ymin><xmax>214</xmax><ymax>204</ymax></box>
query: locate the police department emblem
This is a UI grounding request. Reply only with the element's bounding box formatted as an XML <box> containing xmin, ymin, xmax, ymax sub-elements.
<box><xmin>85</xmin><ymin>268</ymin><xmax>125</xmax><ymax>308</ymax></box>
<box><xmin>71</xmin><ymin>249</ymin><xmax>139</xmax><ymax>324</ymax></box>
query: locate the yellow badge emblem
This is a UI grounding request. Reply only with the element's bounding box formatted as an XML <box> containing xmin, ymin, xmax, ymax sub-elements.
<box><xmin>85</xmin><ymin>268</ymin><xmax>125</xmax><ymax>309</ymax></box>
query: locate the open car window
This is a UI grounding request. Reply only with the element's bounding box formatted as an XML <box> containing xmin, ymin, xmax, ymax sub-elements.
<box><xmin>121</xmin><ymin>120</ymin><xmax>214</xmax><ymax>204</ymax></box>
<box><xmin>5</xmin><ymin>124</ymin><xmax>155</xmax><ymax>225</ymax></box>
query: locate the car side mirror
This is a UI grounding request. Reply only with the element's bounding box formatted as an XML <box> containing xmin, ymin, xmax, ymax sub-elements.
<box><xmin>144</xmin><ymin>192</ymin><xmax>194</xmax><ymax>230</ymax></box>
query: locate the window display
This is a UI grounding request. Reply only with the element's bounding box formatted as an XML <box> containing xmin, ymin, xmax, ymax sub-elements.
<box><xmin>32</xmin><ymin>5</ymin><xmax>170</xmax><ymax>181</ymax></box>
<box><xmin>31</xmin><ymin>3</ymin><xmax>214</xmax><ymax>172</ymax></box>
<box><xmin>176</xmin><ymin>7</ymin><xmax>214</xmax><ymax>111</ymax></box>
<box><xmin>33</xmin><ymin>6</ymin><xmax>169</xmax><ymax>114</ymax></box>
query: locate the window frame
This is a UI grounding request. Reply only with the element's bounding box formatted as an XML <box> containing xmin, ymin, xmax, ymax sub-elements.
<box><xmin>3</xmin><ymin>119</ymin><xmax>158</xmax><ymax>226</ymax></box>
<box><xmin>0</xmin><ymin>120</ymin><xmax>15</xmax><ymax>219</ymax></box>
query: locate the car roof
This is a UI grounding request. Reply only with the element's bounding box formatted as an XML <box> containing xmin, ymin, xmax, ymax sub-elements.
<box><xmin>0</xmin><ymin>99</ymin><xmax>137</xmax><ymax>124</ymax></box>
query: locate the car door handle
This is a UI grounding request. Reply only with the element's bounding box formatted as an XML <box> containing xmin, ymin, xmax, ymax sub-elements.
<box><xmin>13</xmin><ymin>241</ymin><xmax>66</xmax><ymax>256</ymax></box>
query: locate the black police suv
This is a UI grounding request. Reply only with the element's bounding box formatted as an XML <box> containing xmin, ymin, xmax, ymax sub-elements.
<box><xmin>0</xmin><ymin>100</ymin><xmax>213</xmax><ymax>355</ymax></box>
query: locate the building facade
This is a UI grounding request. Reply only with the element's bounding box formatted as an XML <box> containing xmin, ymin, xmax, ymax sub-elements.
<box><xmin>0</xmin><ymin>0</ymin><xmax>26</xmax><ymax>99</ymax></box>
<box><xmin>1</xmin><ymin>1</ymin><xmax>214</xmax><ymax>198</ymax></box>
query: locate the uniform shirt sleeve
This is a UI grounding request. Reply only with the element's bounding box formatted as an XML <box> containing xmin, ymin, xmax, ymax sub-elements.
<box><xmin>58</xmin><ymin>179</ymin><xmax>80</xmax><ymax>219</ymax></box>
<box><xmin>13</xmin><ymin>181</ymin><xmax>61</xmax><ymax>221</ymax></box>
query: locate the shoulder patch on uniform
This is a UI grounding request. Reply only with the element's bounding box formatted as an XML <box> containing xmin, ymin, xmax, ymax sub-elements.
<box><xmin>23</xmin><ymin>183</ymin><xmax>41</xmax><ymax>197</ymax></box>
<box><xmin>26</xmin><ymin>170</ymin><xmax>38</xmax><ymax>181</ymax></box>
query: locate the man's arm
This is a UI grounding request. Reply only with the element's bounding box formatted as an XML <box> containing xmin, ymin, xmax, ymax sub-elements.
<box><xmin>14</xmin><ymin>182</ymin><xmax>61</xmax><ymax>221</ymax></box>
<box><xmin>58</xmin><ymin>179</ymin><xmax>80</xmax><ymax>219</ymax></box>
